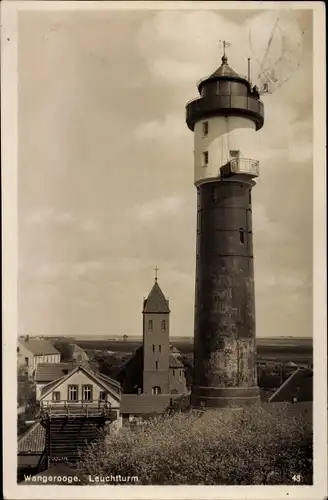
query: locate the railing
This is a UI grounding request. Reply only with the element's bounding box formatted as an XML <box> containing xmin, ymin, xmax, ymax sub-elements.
<box><xmin>39</xmin><ymin>399</ymin><xmax>118</xmax><ymax>419</ymax></box>
<box><xmin>230</xmin><ymin>158</ymin><xmax>259</xmax><ymax>177</ymax></box>
<box><xmin>185</xmin><ymin>93</ymin><xmax>263</xmax><ymax>109</ymax></box>
<box><xmin>186</xmin><ymin>94</ymin><xmax>264</xmax><ymax>130</ymax></box>
<box><xmin>220</xmin><ymin>157</ymin><xmax>259</xmax><ymax>178</ymax></box>
<box><xmin>41</xmin><ymin>399</ymin><xmax>111</xmax><ymax>409</ymax></box>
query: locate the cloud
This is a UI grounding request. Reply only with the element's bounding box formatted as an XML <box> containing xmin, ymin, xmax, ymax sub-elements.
<box><xmin>136</xmin><ymin>194</ymin><xmax>187</xmax><ymax>222</ymax></box>
<box><xmin>25</xmin><ymin>209</ymin><xmax>75</xmax><ymax>226</ymax></box>
<box><xmin>18</xmin><ymin>10</ymin><xmax>313</xmax><ymax>338</ymax></box>
<box><xmin>137</xmin><ymin>11</ymin><xmax>245</xmax><ymax>85</ymax></box>
<box><xmin>133</xmin><ymin>113</ymin><xmax>186</xmax><ymax>141</ymax></box>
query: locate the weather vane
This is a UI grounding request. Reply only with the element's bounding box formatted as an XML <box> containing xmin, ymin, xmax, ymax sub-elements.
<box><xmin>219</xmin><ymin>39</ymin><xmax>232</xmax><ymax>59</ymax></box>
<box><xmin>154</xmin><ymin>266</ymin><xmax>159</xmax><ymax>281</ymax></box>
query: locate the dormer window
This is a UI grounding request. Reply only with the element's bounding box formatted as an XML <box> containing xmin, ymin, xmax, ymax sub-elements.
<box><xmin>202</xmin><ymin>121</ymin><xmax>209</xmax><ymax>136</ymax></box>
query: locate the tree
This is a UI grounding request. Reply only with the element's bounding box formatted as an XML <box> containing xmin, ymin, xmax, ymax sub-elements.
<box><xmin>17</xmin><ymin>367</ymin><xmax>36</xmax><ymax>408</ymax></box>
<box><xmin>77</xmin><ymin>404</ymin><xmax>312</xmax><ymax>485</ymax></box>
<box><xmin>88</xmin><ymin>352</ymin><xmax>124</xmax><ymax>379</ymax></box>
<box><xmin>179</xmin><ymin>355</ymin><xmax>193</xmax><ymax>389</ymax></box>
<box><xmin>53</xmin><ymin>341</ymin><xmax>74</xmax><ymax>361</ymax></box>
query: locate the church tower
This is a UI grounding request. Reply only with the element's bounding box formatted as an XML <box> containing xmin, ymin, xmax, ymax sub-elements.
<box><xmin>142</xmin><ymin>271</ymin><xmax>170</xmax><ymax>395</ymax></box>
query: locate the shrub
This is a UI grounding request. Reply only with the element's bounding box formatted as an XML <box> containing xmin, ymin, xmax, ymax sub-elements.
<box><xmin>77</xmin><ymin>403</ymin><xmax>312</xmax><ymax>485</ymax></box>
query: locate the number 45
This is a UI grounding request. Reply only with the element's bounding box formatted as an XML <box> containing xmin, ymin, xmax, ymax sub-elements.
<box><xmin>292</xmin><ymin>474</ymin><xmax>302</xmax><ymax>482</ymax></box>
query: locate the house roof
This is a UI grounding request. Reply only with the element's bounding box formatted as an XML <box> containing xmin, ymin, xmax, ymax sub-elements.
<box><xmin>169</xmin><ymin>345</ymin><xmax>180</xmax><ymax>354</ymax></box>
<box><xmin>143</xmin><ymin>280</ymin><xmax>170</xmax><ymax>314</ymax></box>
<box><xmin>120</xmin><ymin>394</ymin><xmax>171</xmax><ymax>415</ymax></box>
<box><xmin>169</xmin><ymin>354</ymin><xmax>184</xmax><ymax>368</ymax></box>
<box><xmin>40</xmin><ymin>362</ymin><xmax>121</xmax><ymax>401</ymax></box>
<box><xmin>73</xmin><ymin>344</ymin><xmax>86</xmax><ymax>353</ymax></box>
<box><xmin>198</xmin><ymin>55</ymin><xmax>248</xmax><ymax>92</ymax></box>
<box><xmin>269</xmin><ymin>368</ymin><xmax>313</xmax><ymax>403</ymax></box>
<box><xmin>35</xmin><ymin>362</ymin><xmax>76</xmax><ymax>382</ymax></box>
<box><xmin>18</xmin><ymin>422</ymin><xmax>46</xmax><ymax>454</ymax></box>
<box><xmin>19</xmin><ymin>338</ymin><xmax>60</xmax><ymax>356</ymax></box>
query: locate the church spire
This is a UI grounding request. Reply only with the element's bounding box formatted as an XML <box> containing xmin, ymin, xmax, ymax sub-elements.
<box><xmin>143</xmin><ymin>273</ymin><xmax>170</xmax><ymax>314</ymax></box>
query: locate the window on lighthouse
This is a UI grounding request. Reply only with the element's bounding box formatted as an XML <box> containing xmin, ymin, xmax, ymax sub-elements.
<box><xmin>202</xmin><ymin>121</ymin><xmax>209</xmax><ymax>136</ymax></box>
<box><xmin>239</xmin><ymin>229</ymin><xmax>245</xmax><ymax>244</ymax></box>
<box><xmin>203</xmin><ymin>151</ymin><xmax>209</xmax><ymax>167</ymax></box>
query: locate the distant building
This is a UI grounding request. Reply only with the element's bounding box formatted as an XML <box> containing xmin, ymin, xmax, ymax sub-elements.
<box><xmin>71</xmin><ymin>344</ymin><xmax>89</xmax><ymax>363</ymax></box>
<box><xmin>39</xmin><ymin>362</ymin><xmax>121</xmax><ymax>413</ymax></box>
<box><xmin>17</xmin><ymin>421</ymin><xmax>46</xmax><ymax>481</ymax></box>
<box><xmin>34</xmin><ymin>362</ymin><xmax>77</xmax><ymax>401</ymax></box>
<box><xmin>18</xmin><ymin>338</ymin><xmax>61</xmax><ymax>378</ymax></box>
<box><xmin>269</xmin><ymin>368</ymin><xmax>313</xmax><ymax>403</ymax></box>
<box><xmin>117</xmin><ymin>278</ymin><xmax>188</xmax><ymax>398</ymax></box>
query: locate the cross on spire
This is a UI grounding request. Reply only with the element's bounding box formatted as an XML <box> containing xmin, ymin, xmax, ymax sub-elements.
<box><xmin>219</xmin><ymin>39</ymin><xmax>232</xmax><ymax>61</ymax></box>
<box><xmin>154</xmin><ymin>266</ymin><xmax>159</xmax><ymax>281</ymax></box>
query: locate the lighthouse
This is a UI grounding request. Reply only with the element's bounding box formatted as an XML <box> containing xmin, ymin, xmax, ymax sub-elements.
<box><xmin>186</xmin><ymin>43</ymin><xmax>265</xmax><ymax>408</ymax></box>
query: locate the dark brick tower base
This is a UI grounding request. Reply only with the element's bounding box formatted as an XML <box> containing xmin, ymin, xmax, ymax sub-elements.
<box><xmin>191</xmin><ymin>177</ymin><xmax>260</xmax><ymax>408</ymax></box>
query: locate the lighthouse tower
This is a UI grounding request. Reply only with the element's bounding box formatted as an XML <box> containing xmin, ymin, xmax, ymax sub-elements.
<box><xmin>186</xmin><ymin>44</ymin><xmax>265</xmax><ymax>408</ymax></box>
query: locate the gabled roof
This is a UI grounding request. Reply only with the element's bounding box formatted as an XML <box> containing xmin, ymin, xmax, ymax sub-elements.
<box><xmin>143</xmin><ymin>280</ymin><xmax>170</xmax><ymax>314</ymax></box>
<box><xmin>19</xmin><ymin>338</ymin><xmax>60</xmax><ymax>356</ymax></box>
<box><xmin>35</xmin><ymin>362</ymin><xmax>76</xmax><ymax>382</ymax></box>
<box><xmin>40</xmin><ymin>362</ymin><xmax>121</xmax><ymax>401</ymax></box>
<box><xmin>18</xmin><ymin>422</ymin><xmax>46</xmax><ymax>454</ymax></box>
<box><xmin>169</xmin><ymin>354</ymin><xmax>184</xmax><ymax>368</ymax></box>
<box><xmin>169</xmin><ymin>345</ymin><xmax>181</xmax><ymax>354</ymax></box>
<box><xmin>73</xmin><ymin>344</ymin><xmax>86</xmax><ymax>353</ymax></box>
<box><xmin>269</xmin><ymin>368</ymin><xmax>313</xmax><ymax>403</ymax></box>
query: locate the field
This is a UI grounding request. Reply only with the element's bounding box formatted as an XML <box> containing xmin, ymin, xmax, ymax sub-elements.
<box><xmin>72</xmin><ymin>336</ymin><xmax>313</xmax><ymax>365</ymax></box>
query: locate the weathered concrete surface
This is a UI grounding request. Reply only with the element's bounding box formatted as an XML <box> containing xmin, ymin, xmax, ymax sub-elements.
<box><xmin>191</xmin><ymin>179</ymin><xmax>260</xmax><ymax>408</ymax></box>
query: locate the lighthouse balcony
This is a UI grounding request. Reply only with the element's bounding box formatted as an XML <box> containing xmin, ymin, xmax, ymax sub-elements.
<box><xmin>186</xmin><ymin>94</ymin><xmax>264</xmax><ymax>131</ymax></box>
<box><xmin>220</xmin><ymin>158</ymin><xmax>259</xmax><ymax>179</ymax></box>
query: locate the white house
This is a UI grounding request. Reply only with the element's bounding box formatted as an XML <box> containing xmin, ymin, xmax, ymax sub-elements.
<box><xmin>39</xmin><ymin>363</ymin><xmax>122</xmax><ymax>427</ymax></box>
<box><xmin>18</xmin><ymin>338</ymin><xmax>61</xmax><ymax>378</ymax></box>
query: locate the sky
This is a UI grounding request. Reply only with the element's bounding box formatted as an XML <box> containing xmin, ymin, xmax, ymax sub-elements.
<box><xmin>17</xmin><ymin>7</ymin><xmax>313</xmax><ymax>338</ymax></box>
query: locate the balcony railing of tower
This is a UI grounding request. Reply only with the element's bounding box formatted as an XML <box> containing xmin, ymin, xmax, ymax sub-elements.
<box><xmin>221</xmin><ymin>157</ymin><xmax>260</xmax><ymax>178</ymax></box>
<box><xmin>39</xmin><ymin>400</ymin><xmax>117</xmax><ymax>419</ymax></box>
<box><xmin>185</xmin><ymin>93</ymin><xmax>264</xmax><ymax>111</ymax></box>
<box><xmin>186</xmin><ymin>94</ymin><xmax>264</xmax><ymax>131</ymax></box>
